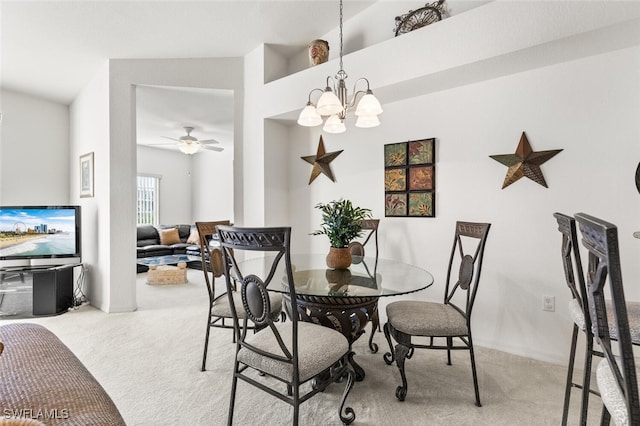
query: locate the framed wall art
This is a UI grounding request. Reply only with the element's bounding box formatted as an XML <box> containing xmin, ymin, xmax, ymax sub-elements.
<box><xmin>80</xmin><ymin>152</ymin><xmax>94</xmax><ymax>198</ymax></box>
<box><xmin>384</xmin><ymin>138</ymin><xmax>435</xmax><ymax>217</ymax></box>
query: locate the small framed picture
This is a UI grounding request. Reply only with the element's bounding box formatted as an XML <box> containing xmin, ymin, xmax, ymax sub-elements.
<box><xmin>80</xmin><ymin>152</ymin><xmax>94</xmax><ymax>198</ymax></box>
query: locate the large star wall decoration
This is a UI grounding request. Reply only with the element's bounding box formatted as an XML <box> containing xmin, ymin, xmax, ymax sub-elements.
<box><xmin>301</xmin><ymin>136</ymin><xmax>343</xmax><ymax>185</ymax></box>
<box><xmin>490</xmin><ymin>132</ymin><xmax>562</xmax><ymax>189</ymax></box>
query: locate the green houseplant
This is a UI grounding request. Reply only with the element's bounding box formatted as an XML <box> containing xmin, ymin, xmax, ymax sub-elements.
<box><xmin>312</xmin><ymin>199</ymin><xmax>372</xmax><ymax>269</ymax></box>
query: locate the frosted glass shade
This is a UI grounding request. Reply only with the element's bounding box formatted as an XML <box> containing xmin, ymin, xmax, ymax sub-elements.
<box><xmin>355</xmin><ymin>93</ymin><xmax>383</xmax><ymax>116</ymax></box>
<box><xmin>179</xmin><ymin>142</ymin><xmax>201</xmax><ymax>155</ymax></box>
<box><xmin>316</xmin><ymin>90</ymin><xmax>344</xmax><ymax>116</ymax></box>
<box><xmin>297</xmin><ymin>104</ymin><xmax>323</xmax><ymax>126</ymax></box>
<box><xmin>355</xmin><ymin>114</ymin><xmax>380</xmax><ymax>128</ymax></box>
<box><xmin>323</xmin><ymin>115</ymin><xmax>346</xmax><ymax>134</ymax></box>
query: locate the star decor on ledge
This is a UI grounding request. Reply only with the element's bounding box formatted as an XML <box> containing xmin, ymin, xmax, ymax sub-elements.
<box><xmin>301</xmin><ymin>135</ymin><xmax>343</xmax><ymax>185</ymax></box>
<box><xmin>490</xmin><ymin>132</ymin><xmax>562</xmax><ymax>189</ymax></box>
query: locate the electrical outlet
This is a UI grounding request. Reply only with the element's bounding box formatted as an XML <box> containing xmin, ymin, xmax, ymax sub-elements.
<box><xmin>543</xmin><ymin>295</ymin><xmax>555</xmax><ymax>312</ymax></box>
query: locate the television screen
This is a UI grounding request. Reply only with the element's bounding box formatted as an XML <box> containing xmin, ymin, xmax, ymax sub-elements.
<box><xmin>0</xmin><ymin>206</ymin><xmax>81</xmax><ymax>268</ymax></box>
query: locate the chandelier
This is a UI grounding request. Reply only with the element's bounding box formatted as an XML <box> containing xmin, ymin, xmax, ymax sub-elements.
<box><xmin>297</xmin><ymin>0</ymin><xmax>382</xmax><ymax>134</ymax></box>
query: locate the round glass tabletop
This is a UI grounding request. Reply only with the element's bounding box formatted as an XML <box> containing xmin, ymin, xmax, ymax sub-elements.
<box><xmin>237</xmin><ymin>254</ymin><xmax>433</xmax><ymax>298</ymax></box>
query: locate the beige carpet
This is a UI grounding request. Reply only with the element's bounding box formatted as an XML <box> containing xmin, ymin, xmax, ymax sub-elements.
<box><xmin>2</xmin><ymin>269</ymin><xmax>602</xmax><ymax>425</ymax></box>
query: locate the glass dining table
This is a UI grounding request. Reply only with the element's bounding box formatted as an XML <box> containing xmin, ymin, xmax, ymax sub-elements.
<box><xmin>237</xmin><ymin>254</ymin><xmax>434</xmax><ymax>380</ymax></box>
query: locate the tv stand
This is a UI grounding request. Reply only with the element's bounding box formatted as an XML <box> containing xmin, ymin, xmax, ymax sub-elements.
<box><xmin>0</xmin><ymin>263</ymin><xmax>82</xmax><ymax>316</ymax></box>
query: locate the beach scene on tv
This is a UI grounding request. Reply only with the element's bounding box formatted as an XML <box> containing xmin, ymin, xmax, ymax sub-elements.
<box><xmin>0</xmin><ymin>208</ymin><xmax>77</xmax><ymax>257</ymax></box>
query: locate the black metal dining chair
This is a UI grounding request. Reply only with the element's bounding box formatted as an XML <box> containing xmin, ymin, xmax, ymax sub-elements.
<box><xmin>217</xmin><ymin>225</ymin><xmax>356</xmax><ymax>426</ymax></box>
<box><xmin>554</xmin><ymin>212</ymin><xmax>595</xmax><ymax>425</ymax></box>
<box><xmin>554</xmin><ymin>212</ymin><xmax>640</xmax><ymax>425</ymax></box>
<box><xmin>348</xmin><ymin>219</ymin><xmax>379</xmax><ymax>259</ymax></box>
<box><xmin>349</xmin><ymin>218</ymin><xmax>381</xmax><ymax>352</ymax></box>
<box><xmin>383</xmin><ymin>221</ymin><xmax>491</xmax><ymax>405</ymax></box>
<box><xmin>195</xmin><ymin>220</ymin><xmax>283</xmax><ymax>372</ymax></box>
<box><xmin>574</xmin><ymin>213</ymin><xmax>640</xmax><ymax>425</ymax></box>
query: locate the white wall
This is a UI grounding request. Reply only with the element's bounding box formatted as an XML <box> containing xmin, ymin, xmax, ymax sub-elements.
<box><xmin>108</xmin><ymin>57</ymin><xmax>243</xmax><ymax>312</ymax></box>
<box><xmin>284</xmin><ymin>45</ymin><xmax>640</xmax><ymax>364</ymax></box>
<box><xmin>69</xmin><ymin>63</ymin><xmax>114</xmax><ymax>311</ymax></box>
<box><xmin>253</xmin><ymin>2</ymin><xmax>640</xmax><ymax>364</ymax></box>
<box><xmin>136</xmin><ymin>145</ymin><xmax>191</xmax><ymax>224</ymax></box>
<box><xmin>0</xmin><ymin>89</ymin><xmax>69</xmax><ymax>205</ymax></box>
<box><xmin>191</xmin><ymin>148</ymin><xmax>235</xmax><ymax>223</ymax></box>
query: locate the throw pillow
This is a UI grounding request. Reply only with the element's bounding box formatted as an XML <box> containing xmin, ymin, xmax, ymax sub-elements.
<box><xmin>186</xmin><ymin>228</ymin><xmax>200</xmax><ymax>245</ymax></box>
<box><xmin>159</xmin><ymin>228</ymin><xmax>181</xmax><ymax>245</ymax></box>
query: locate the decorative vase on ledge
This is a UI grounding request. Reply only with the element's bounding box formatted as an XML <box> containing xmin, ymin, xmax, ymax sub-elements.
<box><xmin>308</xmin><ymin>39</ymin><xmax>329</xmax><ymax>66</ymax></box>
<box><xmin>326</xmin><ymin>247</ymin><xmax>352</xmax><ymax>270</ymax></box>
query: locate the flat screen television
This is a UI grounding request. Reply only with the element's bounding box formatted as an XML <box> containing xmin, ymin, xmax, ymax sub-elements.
<box><xmin>0</xmin><ymin>205</ymin><xmax>81</xmax><ymax>269</ymax></box>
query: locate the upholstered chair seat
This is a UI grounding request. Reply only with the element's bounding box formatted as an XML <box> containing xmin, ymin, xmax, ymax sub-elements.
<box><xmin>597</xmin><ymin>357</ymin><xmax>638</xmax><ymax>426</ymax></box>
<box><xmin>568</xmin><ymin>299</ymin><xmax>640</xmax><ymax>343</ymax></box>
<box><xmin>238</xmin><ymin>322</ymin><xmax>349</xmax><ymax>382</ymax></box>
<box><xmin>386</xmin><ymin>301</ymin><xmax>468</xmax><ymax>336</ymax></box>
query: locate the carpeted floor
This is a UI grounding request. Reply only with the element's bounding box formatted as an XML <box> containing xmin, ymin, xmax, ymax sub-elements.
<box><xmin>1</xmin><ymin>269</ymin><xmax>602</xmax><ymax>425</ymax></box>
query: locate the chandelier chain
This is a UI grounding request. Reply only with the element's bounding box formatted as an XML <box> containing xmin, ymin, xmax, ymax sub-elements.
<box><xmin>296</xmin><ymin>0</ymin><xmax>382</xmax><ymax>132</ymax></box>
<box><xmin>339</xmin><ymin>0</ymin><xmax>344</xmax><ymax>72</ymax></box>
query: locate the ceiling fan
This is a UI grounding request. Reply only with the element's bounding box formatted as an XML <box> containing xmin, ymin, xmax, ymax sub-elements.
<box><xmin>152</xmin><ymin>126</ymin><xmax>224</xmax><ymax>155</ymax></box>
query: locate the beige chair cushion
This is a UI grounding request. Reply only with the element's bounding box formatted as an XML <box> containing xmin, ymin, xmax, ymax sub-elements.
<box><xmin>238</xmin><ymin>322</ymin><xmax>349</xmax><ymax>382</ymax></box>
<box><xmin>597</xmin><ymin>357</ymin><xmax>639</xmax><ymax>426</ymax></box>
<box><xmin>569</xmin><ymin>299</ymin><xmax>640</xmax><ymax>344</ymax></box>
<box><xmin>212</xmin><ymin>291</ymin><xmax>283</xmax><ymax>320</ymax></box>
<box><xmin>387</xmin><ymin>300</ymin><xmax>467</xmax><ymax>336</ymax></box>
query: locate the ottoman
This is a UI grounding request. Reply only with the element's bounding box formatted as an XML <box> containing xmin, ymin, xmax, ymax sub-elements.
<box><xmin>146</xmin><ymin>262</ymin><xmax>188</xmax><ymax>285</ymax></box>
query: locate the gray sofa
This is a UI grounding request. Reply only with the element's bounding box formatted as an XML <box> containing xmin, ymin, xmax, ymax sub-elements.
<box><xmin>0</xmin><ymin>323</ymin><xmax>126</xmax><ymax>425</ymax></box>
<box><xmin>136</xmin><ymin>224</ymin><xmax>205</xmax><ymax>272</ymax></box>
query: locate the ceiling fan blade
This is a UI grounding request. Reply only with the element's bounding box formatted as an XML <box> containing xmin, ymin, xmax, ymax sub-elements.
<box><xmin>161</xmin><ymin>136</ymin><xmax>181</xmax><ymax>142</ymax></box>
<box><xmin>199</xmin><ymin>138</ymin><xmax>221</xmax><ymax>145</ymax></box>
<box><xmin>202</xmin><ymin>145</ymin><xmax>224</xmax><ymax>152</ymax></box>
<box><xmin>145</xmin><ymin>141</ymin><xmax>178</xmax><ymax>146</ymax></box>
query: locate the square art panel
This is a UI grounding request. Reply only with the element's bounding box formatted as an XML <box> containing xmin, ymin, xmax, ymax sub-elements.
<box><xmin>384</xmin><ymin>138</ymin><xmax>435</xmax><ymax>217</ymax></box>
<box><xmin>384</xmin><ymin>143</ymin><xmax>407</xmax><ymax>167</ymax></box>
<box><xmin>409</xmin><ymin>166</ymin><xmax>433</xmax><ymax>190</ymax></box>
<box><xmin>385</xmin><ymin>193</ymin><xmax>407</xmax><ymax>216</ymax></box>
<box><xmin>385</xmin><ymin>168</ymin><xmax>406</xmax><ymax>191</ymax></box>
<box><xmin>409</xmin><ymin>192</ymin><xmax>433</xmax><ymax>216</ymax></box>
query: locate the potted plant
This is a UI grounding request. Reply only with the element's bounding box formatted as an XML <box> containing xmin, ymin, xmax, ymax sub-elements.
<box><xmin>311</xmin><ymin>199</ymin><xmax>372</xmax><ymax>269</ymax></box>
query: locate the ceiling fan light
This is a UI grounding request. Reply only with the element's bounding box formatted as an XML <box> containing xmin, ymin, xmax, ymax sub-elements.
<box><xmin>316</xmin><ymin>90</ymin><xmax>344</xmax><ymax>116</ymax></box>
<box><xmin>178</xmin><ymin>142</ymin><xmax>201</xmax><ymax>155</ymax></box>
<box><xmin>297</xmin><ymin>104</ymin><xmax>323</xmax><ymax>127</ymax></box>
<box><xmin>355</xmin><ymin>92</ymin><xmax>383</xmax><ymax>116</ymax></box>
<box><xmin>355</xmin><ymin>114</ymin><xmax>380</xmax><ymax>128</ymax></box>
<box><xmin>323</xmin><ymin>114</ymin><xmax>346</xmax><ymax>134</ymax></box>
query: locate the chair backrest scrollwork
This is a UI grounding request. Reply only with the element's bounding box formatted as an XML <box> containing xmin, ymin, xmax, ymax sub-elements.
<box><xmin>217</xmin><ymin>226</ymin><xmax>299</xmax><ymax>370</ymax></box>
<box><xmin>575</xmin><ymin>213</ymin><xmax>640</xmax><ymax>423</ymax></box>
<box><xmin>195</xmin><ymin>220</ymin><xmax>231</xmax><ymax>302</ymax></box>
<box><xmin>445</xmin><ymin>221</ymin><xmax>491</xmax><ymax>321</ymax></box>
<box><xmin>349</xmin><ymin>219</ymin><xmax>380</xmax><ymax>261</ymax></box>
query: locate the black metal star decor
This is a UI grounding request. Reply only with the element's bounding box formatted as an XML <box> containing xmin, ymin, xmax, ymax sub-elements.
<box><xmin>490</xmin><ymin>132</ymin><xmax>562</xmax><ymax>189</ymax></box>
<box><xmin>301</xmin><ymin>135</ymin><xmax>343</xmax><ymax>185</ymax></box>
